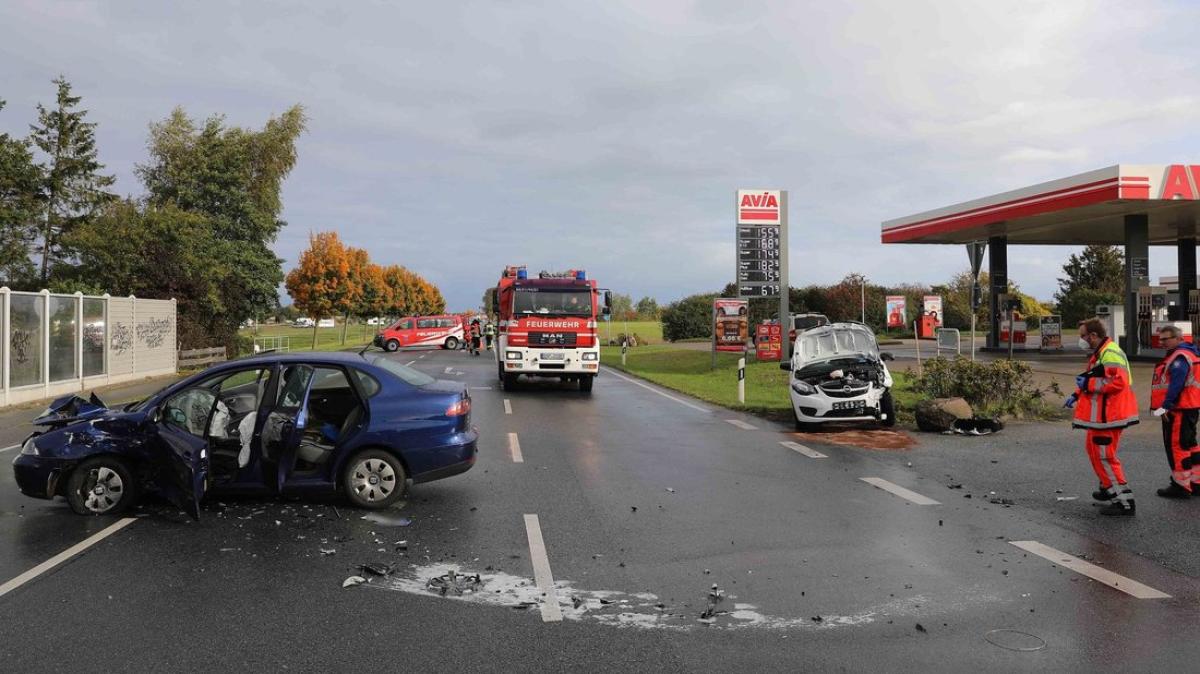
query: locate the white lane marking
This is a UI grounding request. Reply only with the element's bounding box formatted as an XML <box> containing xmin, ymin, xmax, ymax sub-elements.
<box><xmin>470</xmin><ymin>386</ymin><xmax>493</xmax><ymax>391</ymax></box>
<box><xmin>504</xmin><ymin>399</ymin><xmax>513</xmax><ymax>415</ymax></box>
<box><xmin>508</xmin><ymin>433</ymin><xmax>523</xmax><ymax>463</ymax></box>
<box><xmin>725</xmin><ymin>419</ymin><xmax>757</xmax><ymax>430</ymax></box>
<box><xmin>859</xmin><ymin>477</ymin><xmax>940</xmax><ymax>505</ymax></box>
<box><xmin>1009</xmin><ymin>541</ymin><xmax>1171</xmax><ymax>599</ymax></box>
<box><xmin>0</xmin><ymin>444</ymin><xmax>19</xmax><ymax>454</ymax></box>
<box><xmin>780</xmin><ymin>441</ymin><xmax>827</xmax><ymax>458</ymax></box>
<box><xmin>605</xmin><ymin>369</ymin><xmax>708</xmax><ymax>412</ymax></box>
<box><xmin>0</xmin><ymin>518</ymin><xmax>138</xmax><ymax>600</ymax></box>
<box><xmin>444</xmin><ymin>367</ymin><xmax>454</xmax><ymax>374</ymax></box>
<box><xmin>523</xmin><ymin>514</ymin><xmax>563</xmax><ymax>623</ymax></box>
<box><xmin>405</xmin><ymin>360</ymin><xmax>416</xmax><ymax>366</ymax></box>
<box><xmin>418</xmin><ymin>355</ymin><xmax>426</xmax><ymax>359</ymax></box>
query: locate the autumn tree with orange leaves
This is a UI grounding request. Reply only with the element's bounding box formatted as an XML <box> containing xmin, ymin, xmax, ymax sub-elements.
<box><xmin>285</xmin><ymin>231</ymin><xmax>359</xmax><ymax>349</ymax></box>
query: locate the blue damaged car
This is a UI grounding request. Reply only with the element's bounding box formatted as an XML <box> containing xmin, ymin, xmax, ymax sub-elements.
<box><xmin>12</xmin><ymin>351</ymin><xmax>477</xmax><ymax>518</ymax></box>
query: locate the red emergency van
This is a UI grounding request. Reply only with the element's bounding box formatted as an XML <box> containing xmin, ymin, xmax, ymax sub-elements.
<box><xmin>374</xmin><ymin>315</ymin><xmax>465</xmax><ymax>351</ymax></box>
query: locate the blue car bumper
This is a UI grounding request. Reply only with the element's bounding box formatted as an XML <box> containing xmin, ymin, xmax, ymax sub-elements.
<box><xmin>409</xmin><ymin>428</ymin><xmax>478</xmax><ymax>484</ymax></box>
<box><xmin>12</xmin><ymin>454</ymin><xmax>69</xmax><ymax>500</ymax></box>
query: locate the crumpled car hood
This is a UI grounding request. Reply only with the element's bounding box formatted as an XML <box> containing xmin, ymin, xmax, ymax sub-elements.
<box><xmin>32</xmin><ymin>393</ymin><xmax>112</xmax><ymax>428</ymax></box>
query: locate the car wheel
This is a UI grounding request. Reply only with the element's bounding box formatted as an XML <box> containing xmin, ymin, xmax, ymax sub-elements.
<box><xmin>879</xmin><ymin>391</ymin><xmax>897</xmax><ymax>428</ymax></box>
<box><xmin>385</xmin><ymin>339</ymin><xmax>400</xmax><ymax>352</ymax></box>
<box><xmin>579</xmin><ymin>375</ymin><xmax>594</xmax><ymax>393</ymax></box>
<box><xmin>343</xmin><ymin>449</ymin><xmax>407</xmax><ymax>509</ymax></box>
<box><xmin>444</xmin><ymin>336</ymin><xmax>459</xmax><ymax>350</ymax></box>
<box><xmin>66</xmin><ymin>456</ymin><xmax>138</xmax><ymax>516</ymax></box>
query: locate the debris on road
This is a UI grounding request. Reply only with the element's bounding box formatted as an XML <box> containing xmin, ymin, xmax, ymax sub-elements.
<box><xmin>427</xmin><ymin>569</ymin><xmax>482</xmax><ymax>596</ymax></box>
<box><xmin>358</xmin><ymin>563</ymin><xmax>394</xmax><ymax>577</ymax></box>
<box><xmin>916</xmin><ymin>623</ymin><xmax>927</xmax><ymax>633</ymax></box>
<box><xmin>665</xmin><ymin>488</ymin><xmax>676</xmax><ymax>493</ymax></box>
<box><xmin>319</xmin><ymin>548</ymin><xmax>337</xmax><ymax>556</ymax></box>
<box><xmin>361</xmin><ymin>513</ymin><xmax>412</xmax><ymax>527</ymax></box>
<box><xmin>1056</xmin><ymin>496</ymin><xmax>1078</xmax><ymax>501</ymax></box>
<box><xmin>342</xmin><ymin>576</ymin><xmax>367</xmax><ymax>588</ymax></box>
<box><xmin>949</xmin><ymin>417</ymin><xmax>1004</xmax><ymax>436</ymax></box>
<box><xmin>699</xmin><ymin>584</ymin><xmax>726</xmax><ymax>623</ymax></box>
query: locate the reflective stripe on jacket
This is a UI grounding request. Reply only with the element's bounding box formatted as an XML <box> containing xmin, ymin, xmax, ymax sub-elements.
<box><xmin>1151</xmin><ymin>345</ymin><xmax>1200</xmax><ymax>410</ymax></box>
<box><xmin>1073</xmin><ymin>338</ymin><xmax>1140</xmax><ymax>430</ymax></box>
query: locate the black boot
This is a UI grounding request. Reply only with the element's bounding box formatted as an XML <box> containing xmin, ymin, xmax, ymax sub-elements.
<box><xmin>1099</xmin><ymin>500</ymin><xmax>1136</xmax><ymax>516</ymax></box>
<box><xmin>1092</xmin><ymin>486</ymin><xmax>1116</xmax><ymax>502</ymax></box>
<box><xmin>1155</xmin><ymin>482</ymin><xmax>1192</xmax><ymax>499</ymax></box>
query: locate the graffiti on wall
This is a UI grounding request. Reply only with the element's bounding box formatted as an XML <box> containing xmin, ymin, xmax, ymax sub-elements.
<box><xmin>137</xmin><ymin>317</ymin><xmax>172</xmax><ymax>349</ymax></box>
<box><xmin>110</xmin><ymin>323</ymin><xmax>132</xmax><ymax>355</ymax></box>
<box><xmin>11</xmin><ymin>329</ymin><xmax>32</xmax><ymax>364</ymax></box>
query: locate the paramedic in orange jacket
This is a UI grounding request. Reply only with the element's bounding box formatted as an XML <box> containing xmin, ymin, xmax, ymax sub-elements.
<box><xmin>1149</xmin><ymin>325</ymin><xmax>1200</xmax><ymax>498</ymax></box>
<box><xmin>1063</xmin><ymin>318</ymin><xmax>1139</xmax><ymax>516</ymax></box>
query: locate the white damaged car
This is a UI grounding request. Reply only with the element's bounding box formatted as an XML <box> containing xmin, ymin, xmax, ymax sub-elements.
<box><xmin>783</xmin><ymin>322</ymin><xmax>896</xmax><ymax>429</ymax></box>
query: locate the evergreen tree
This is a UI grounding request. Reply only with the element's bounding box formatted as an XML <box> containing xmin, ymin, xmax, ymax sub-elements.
<box><xmin>28</xmin><ymin>77</ymin><xmax>115</xmax><ymax>284</ymax></box>
<box><xmin>1056</xmin><ymin>245</ymin><xmax>1125</xmax><ymax>300</ymax></box>
<box><xmin>0</xmin><ymin>99</ymin><xmax>41</xmax><ymax>286</ymax></box>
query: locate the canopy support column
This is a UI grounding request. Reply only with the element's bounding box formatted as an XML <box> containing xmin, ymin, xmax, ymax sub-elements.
<box><xmin>987</xmin><ymin>235</ymin><xmax>1007</xmax><ymax>350</ymax></box>
<box><xmin>1178</xmin><ymin>236</ymin><xmax>1196</xmax><ymax>321</ymax></box>
<box><xmin>1124</xmin><ymin>214</ymin><xmax>1149</xmax><ymax>356</ymax></box>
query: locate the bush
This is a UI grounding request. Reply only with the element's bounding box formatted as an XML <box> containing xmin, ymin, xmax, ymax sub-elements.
<box><xmin>661</xmin><ymin>293</ymin><xmax>717</xmax><ymax>341</ymax></box>
<box><xmin>914</xmin><ymin>356</ymin><xmax>1054</xmax><ymax>418</ymax></box>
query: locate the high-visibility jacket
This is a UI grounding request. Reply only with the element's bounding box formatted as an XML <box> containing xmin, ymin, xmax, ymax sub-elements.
<box><xmin>1073</xmin><ymin>338</ymin><xmax>1140</xmax><ymax>430</ymax></box>
<box><xmin>1151</xmin><ymin>345</ymin><xmax>1200</xmax><ymax>410</ymax></box>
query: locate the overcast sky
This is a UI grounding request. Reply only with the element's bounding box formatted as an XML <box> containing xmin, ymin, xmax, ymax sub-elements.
<box><xmin>3</xmin><ymin>0</ymin><xmax>1199</xmax><ymax>311</ymax></box>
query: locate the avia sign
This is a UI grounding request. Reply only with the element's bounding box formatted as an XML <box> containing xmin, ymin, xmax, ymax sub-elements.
<box><xmin>1161</xmin><ymin>165</ymin><xmax>1200</xmax><ymax>200</ymax></box>
<box><xmin>737</xmin><ymin>189</ymin><xmax>782</xmax><ymax>225</ymax></box>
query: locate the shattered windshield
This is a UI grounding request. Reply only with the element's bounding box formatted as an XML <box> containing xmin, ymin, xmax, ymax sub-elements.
<box><xmin>513</xmin><ymin>289</ymin><xmax>592</xmax><ymax>316</ymax></box>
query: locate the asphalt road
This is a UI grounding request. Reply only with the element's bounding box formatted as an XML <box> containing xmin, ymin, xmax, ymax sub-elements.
<box><xmin>1</xmin><ymin>347</ymin><xmax>1197</xmax><ymax>671</ymax></box>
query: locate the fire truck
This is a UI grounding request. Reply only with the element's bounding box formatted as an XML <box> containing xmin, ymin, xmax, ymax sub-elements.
<box><xmin>493</xmin><ymin>265</ymin><xmax>610</xmax><ymax>392</ymax></box>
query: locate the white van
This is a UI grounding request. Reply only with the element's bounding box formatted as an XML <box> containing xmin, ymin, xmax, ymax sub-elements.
<box><xmin>317</xmin><ymin>318</ymin><xmax>336</xmax><ymax>328</ymax></box>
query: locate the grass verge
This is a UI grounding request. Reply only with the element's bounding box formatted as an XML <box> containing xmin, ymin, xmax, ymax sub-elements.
<box><xmin>239</xmin><ymin>324</ymin><xmax>374</xmax><ymax>353</ymax></box>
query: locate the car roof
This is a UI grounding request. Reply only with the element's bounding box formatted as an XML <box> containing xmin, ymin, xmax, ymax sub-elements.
<box><xmin>228</xmin><ymin>351</ymin><xmax>375</xmax><ymax>367</ymax></box>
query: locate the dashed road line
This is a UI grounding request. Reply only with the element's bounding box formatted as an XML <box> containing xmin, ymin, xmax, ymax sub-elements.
<box><xmin>725</xmin><ymin>419</ymin><xmax>757</xmax><ymax>430</ymax></box>
<box><xmin>470</xmin><ymin>386</ymin><xmax>493</xmax><ymax>391</ymax></box>
<box><xmin>504</xmin><ymin>399</ymin><xmax>512</xmax><ymax>415</ymax></box>
<box><xmin>0</xmin><ymin>518</ymin><xmax>138</xmax><ymax>600</ymax></box>
<box><xmin>0</xmin><ymin>444</ymin><xmax>19</xmax><ymax>454</ymax></box>
<box><xmin>1009</xmin><ymin>541</ymin><xmax>1171</xmax><ymax>599</ymax></box>
<box><xmin>605</xmin><ymin>369</ymin><xmax>708</xmax><ymax>412</ymax></box>
<box><xmin>859</xmin><ymin>477</ymin><xmax>940</xmax><ymax>505</ymax></box>
<box><xmin>444</xmin><ymin>367</ymin><xmax>454</xmax><ymax>374</ymax></box>
<box><xmin>523</xmin><ymin>514</ymin><xmax>562</xmax><ymax>623</ymax></box>
<box><xmin>780</xmin><ymin>441</ymin><xmax>827</xmax><ymax>458</ymax></box>
<box><xmin>405</xmin><ymin>360</ymin><xmax>416</xmax><ymax>366</ymax></box>
<box><xmin>508</xmin><ymin>433</ymin><xmax>523</xmax><ymax>463</ymax></box>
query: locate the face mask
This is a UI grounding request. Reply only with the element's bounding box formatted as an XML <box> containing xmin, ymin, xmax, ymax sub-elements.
<box><xmin>1077</xmin><ymin>338</ymin><xmax>1092</xmax><ymax>351</ymax></box>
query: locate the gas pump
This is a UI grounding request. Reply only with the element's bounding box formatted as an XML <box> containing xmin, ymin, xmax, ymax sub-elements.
<box><xmin>1139</xmin><ymin>286</ymin><xmax>1187</xmax><ymax>349</ymax></box>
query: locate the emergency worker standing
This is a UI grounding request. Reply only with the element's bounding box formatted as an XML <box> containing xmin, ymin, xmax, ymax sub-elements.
<box><xmin>469</xmin><ymin>319</ymin><xmax>482</xmax><ymax>356</ymax></box>
<box><xmin>484</xmin><ymin>322</ymin><xmax>495</xmax><ymax>350</ymax></box>
<box><xmin>1149</xmin><ymin>325</ymin><xmax>1200</xmax><ymax>498</ymax></box>
<box><xmin>1064</xmin><ymin>318</ymin><xmax>1139</xmax><ymax>516</ymax></box>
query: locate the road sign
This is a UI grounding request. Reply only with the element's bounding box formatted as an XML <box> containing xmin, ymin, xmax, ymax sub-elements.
<box><xmin>966</xmin><ymin>241</ymin><xmax>986</xmax><ymax>279</ymax></box>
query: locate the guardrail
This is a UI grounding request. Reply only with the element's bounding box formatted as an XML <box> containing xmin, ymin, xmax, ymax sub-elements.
<box><xmin>179</xmin><ymin>347</ymin><xmax>227</xmax><ymax>369</ymax></box>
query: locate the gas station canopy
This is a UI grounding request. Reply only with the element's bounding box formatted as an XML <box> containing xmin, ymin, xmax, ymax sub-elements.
<box><xmin>882</xmin><ymin>164</ymin><xmax>1200</xmax><ymax>245</ymax></box>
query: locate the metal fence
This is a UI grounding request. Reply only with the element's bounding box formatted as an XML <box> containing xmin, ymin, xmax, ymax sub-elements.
<box><xmin>935</xmin><ymin>328</ymin><xmax>961</xmax><ymax>357</ymax></box>
<box><xmin>0</xmin><ymin>288</ymin><xmax>177</xmax><ymax>407</ymax></box>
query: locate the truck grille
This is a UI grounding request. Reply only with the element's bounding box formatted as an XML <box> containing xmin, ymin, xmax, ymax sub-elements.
<box><xmin>529</xmin><ymin>332</ymin><xmax>577</xmax><ymax>346</ymax></box>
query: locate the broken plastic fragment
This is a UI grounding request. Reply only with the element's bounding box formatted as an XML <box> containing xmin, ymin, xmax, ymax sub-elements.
<box><xmin>362</xmin><ymin>513</ymin><xmax>412</xmax><ymax>527</ymax></box>
<box><xmin>359</xmin><ymin>563</ymin><xmax>394</xmax><ymax>577</ymax></box>
<box><xmin>342</xmin><ymin>576</ymin><xmax>367</xmax><ymax>588</ymax></box>
<box><xmin>427</xmin><ymin>570</ymin><xmax>482</xmax><ymax>596</ymax></box>
<box><xmin>319</xmin><ymin>548</ymin><xmax>336</xmax><ymax>556</ymax></box>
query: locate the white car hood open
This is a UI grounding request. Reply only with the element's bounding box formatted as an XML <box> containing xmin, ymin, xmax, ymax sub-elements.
<box><xmin>793</xmin><ymin>323</ymin><xmax>881</xmax><ymax>367</ymax></box>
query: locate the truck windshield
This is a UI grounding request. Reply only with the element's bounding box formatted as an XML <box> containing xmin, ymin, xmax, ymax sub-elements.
<box><xmin>513</xmin><ymin>289</ymin><xmax>593</xmax><ymax>316</ymax></box>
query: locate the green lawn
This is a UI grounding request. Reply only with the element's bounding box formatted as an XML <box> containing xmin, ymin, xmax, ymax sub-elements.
<box><xmin>239</xmin><ymin>322</ymin><xmax>376</xmax><ymax>354</ymax></box>
<box><xmin>597</xmin><ymin>319</ymin><xmax>663</xmax><ymax>345</ymax></box>
<box><xmin>601</xmin><ymin>344</ymin><xmax>921</xmax><ymax>424</ymax></box>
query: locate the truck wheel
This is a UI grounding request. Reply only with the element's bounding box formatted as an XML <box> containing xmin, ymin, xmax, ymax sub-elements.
<box><xmin>66</xmin><ymin>456</ymin><xmax>139</xmax><ymax>516</ymax></box>
<box><xmin>879</xmin><ymin>391</ymin><xmax>897</xmax><ymax>428</ymax></box>
<box><xmin>579</xmin><ymin>375</ymin><xmax>594</xmax><ymax>393</ymax></box>
<box><xmin>385</xmin><ymin>339</ymin><xmax>400</xmax><ymax>352</ymax></box>
<box><xmin>444</xmin><ymin>336</ymin><xmax>459</xmax><ymax>350</ymax></box>
<box><xmin>502</xmin><ymin>373</ymin><xmax>519</xmax><ymax>391</ymax></box>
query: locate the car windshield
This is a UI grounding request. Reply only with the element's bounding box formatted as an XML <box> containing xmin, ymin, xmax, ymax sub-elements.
<box><xmin>513</xmin><ymin>289</ymin><xmax>592</xmax><ymax>316</ymax></box>
<box><xmin>368</xmin><ymin>356</ymin><xmax>436</xmax><ymax>387</ymax></box>
<box><xmin>797</xmin><ymin>325</ymin><xmax>879</xmax><ymax>363</ymax></box>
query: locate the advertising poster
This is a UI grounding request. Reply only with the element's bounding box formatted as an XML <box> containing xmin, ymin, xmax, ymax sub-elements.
<box><xmin>714</xmin><ymin>299</ymin><xmax>749</xmax><ymax>352</ymax></box>
<box><xmin>1040</xmin><ymin>315</ymin><xmax>1062</xmax><ymax>351</ymax></box>
<box><xmin>923</xmin><ymin>295</ymin><xmax>944</xmax><ymax>327</ymax></box>
<box><xmin>885</xmin><ymin>296</ymin><xmax>907</xmax><ymax>329</ymax></box>
<box><xmin>756</xmin><ymin>322</ymin><xmax>782</xmax><ymax>361</ymax></box>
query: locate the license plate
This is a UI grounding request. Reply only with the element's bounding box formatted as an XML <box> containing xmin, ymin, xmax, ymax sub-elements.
<box><xmin>540</xmin><ymin>352</ymin><xmax>565</xmax><ymax>360</ymax></box>
<box><xmin>832</xmin><ymin>400</ymin><xmax>866</xmax><ymax>411</ymax></box>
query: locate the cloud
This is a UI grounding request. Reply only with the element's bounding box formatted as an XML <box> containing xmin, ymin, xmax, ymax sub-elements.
<box><xmin>2</xmin><ymin>0</ymin><xmax>1199</xmax><ymax>309</ymax></box>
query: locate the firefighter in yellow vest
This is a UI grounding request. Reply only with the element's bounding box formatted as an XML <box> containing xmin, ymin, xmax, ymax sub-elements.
<box><xmin>1149</xmin><ymin>325</ymin><xmax>1200</xmax><ymax>498</ymax></box>
<box><xmin>1064</xmin><ymin>318</ymin><xmax>1139</xmax><ymax>515</ymax></box>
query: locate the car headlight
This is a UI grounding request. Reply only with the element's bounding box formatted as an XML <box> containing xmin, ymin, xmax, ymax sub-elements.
<box><xmin>506</xmin><ymin>351</ymin><xmax>523</xmax><ymax>360</ymax></box>
<box><xmin>582</xmin><ymin>352</ymin><xmax>598</xmax><ymax>361</ymax></box>
<box><xmin>21</xmin><ymin>437</ymin><xmax>38</xmax><ymax>456</ymax></box>
<box><xmin>790</xmin><ymin>381</ymin><xmax>815</xmax><ymax>395</ymax></box>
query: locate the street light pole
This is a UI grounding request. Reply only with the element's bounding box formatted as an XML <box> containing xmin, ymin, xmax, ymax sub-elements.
<box><xmin>860</xmin><ymin>277</ymin><xmax>866</xmax><ymax>324</ymax></box>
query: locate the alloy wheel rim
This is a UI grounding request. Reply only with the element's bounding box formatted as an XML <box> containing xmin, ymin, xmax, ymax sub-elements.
<box><xmin>351</xmin><ymin>459</ymin><xmax>396</xmax><ymax>502</ymax></box>
<box><xmin>83</xmin><ymin>466</ymin><xmax>124</xmax><ymax>513</ymax></box>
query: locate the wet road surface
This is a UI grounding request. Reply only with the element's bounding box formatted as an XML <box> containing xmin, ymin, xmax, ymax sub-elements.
<box><xmin>1</xmin><ymin>347</ymin><xmax>1197</xmax><ymax>671</ymax></box>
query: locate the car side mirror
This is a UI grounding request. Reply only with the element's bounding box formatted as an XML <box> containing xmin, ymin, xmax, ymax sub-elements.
<box><xmin>602</xmin><ymin>306</ymin><xmax>611</xmax><ymax>316</ymax></box>
<box><xmin>604</xmin><ymin>291</ymin><xmax>612</xmax><ymax>308</ymax></box>
<box><xmin>880</xmin><ymin>352</ymin><xmax>895</xmax><ymax>361</ymax></box>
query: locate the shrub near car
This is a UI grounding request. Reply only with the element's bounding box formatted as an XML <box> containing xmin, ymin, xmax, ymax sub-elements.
<box><xmin>12</xmin><ymin>352</ymin><xmax>477</xmax><ymax>518</ymax></box>
<box><xmin>784</xmin><ymin>322</ymin><xmax>896</xmax><ymax>429</ymax></box>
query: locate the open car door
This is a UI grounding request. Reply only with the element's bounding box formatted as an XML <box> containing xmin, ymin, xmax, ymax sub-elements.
<box><xmin>156</xmin><ymin>386</ymin><xmax>214</xmax><ymax>520</ymax></box>
<box><xmin>260</xmin><ymin>364</ymin><xmax>314</xmax><ymax>493</ymax></box>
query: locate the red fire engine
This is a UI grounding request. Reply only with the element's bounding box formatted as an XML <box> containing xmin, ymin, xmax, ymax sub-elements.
<box><xmin>493</xmin><ymin>265</ymin><xmax>610</xmax><ymax>392</ymax></box>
